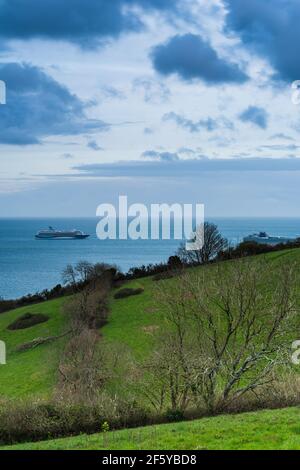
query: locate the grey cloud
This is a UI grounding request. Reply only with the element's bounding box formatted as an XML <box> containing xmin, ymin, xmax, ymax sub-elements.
<box><xmin>133</xmin><ymin>78</ymin><xmax>171</xmax><ymax>104</ymax></box>
<box><xmin>151</xmin><ymin>33</ymin><xmax>248</xmax><ymax>84</ymax></box>
<box><xmin>0</xmin><ymin>0</ymin><xmax>178</xmax><ymax>47</ymax></box>
<box><xmin>142</xmin><ymin>150</ymin><xmax>180</xmax><ymax>162</ymax></box>
<box><xmin>87</xmin><ymin>140</ymin><xmax>104</xmax><ymax>151</ymax></box>
<box><xmin>260</xmin><ymin>144</ymin><xmax>300</xmax><ymax>152</ymax></box>
<box><xmin>0</xmin><ymin>62</ymin><xmax>109</xmax><ymax>145</ymax></box>
<box><xmin>101</xmin><ymin>86</ymin><xmax>126</xmax><ymax>101</ymax></box>
<box><xmin>224</xmin><ymin>0</ymin><xmax>300</xmax><ymax>82</ymax></box>
<box><xmin>270</xmin><ymin>133</ymin><xmax>295</xmax><ymax>141</ymax></box>
<box><xmin>72</xmin><ymin>157</ymin><xmax>300</xmax><ymax>178</ymax></box>
<box><xmin>239</xmin><ymin>106</ymin><xmax>269</xmax><ymax>129</ymax></box>
<box><xmin>144</xmin><ymin>127</ymin><xmax>154</xmax><ymax>135</ymax></box>
<box><xmin>163</xmin><ymin>112</ymin><xmax>234</xmax><ymax>133</ymax></box>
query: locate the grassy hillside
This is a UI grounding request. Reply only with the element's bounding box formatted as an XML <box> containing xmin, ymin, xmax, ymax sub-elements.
<box><xmin>0</xmin><ymin>297</ymin><xmax>68</xmax><ymax>399</ymax></box>
<box><xmin>3</xmin><ymin>406</ymin><xmax>300</xmax><ymax>450</ymax></box>
<box><xmin>104</xmin><ymin>247</ymin><xmax>300</xmax><ymax>359</ymax></box>
<box><xmin>1</xmin><ymin>247</ymin><xmax>300</xmax><ymax>400</ymax></box>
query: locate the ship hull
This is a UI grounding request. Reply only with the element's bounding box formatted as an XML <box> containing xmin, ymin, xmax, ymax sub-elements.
<box><xmin>35</xmin><ymin>234</ymin><xmax>90</xmax><ymax>240</ymax></box>
<box><xmin>244</xmin><ymin>236</ymin><xmax>294</xmax><ymax>246</ymax></box>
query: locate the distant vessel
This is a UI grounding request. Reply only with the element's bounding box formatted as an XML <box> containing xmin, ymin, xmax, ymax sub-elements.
<box><xmin>243</xmin><ymin>231</ymin><xmax>296</xmax><ymax>246</ymax></box>
<box><xmin>35</xmin><ymin>226</ymin><xmax>89</xmax><ymax>240</ymax></box>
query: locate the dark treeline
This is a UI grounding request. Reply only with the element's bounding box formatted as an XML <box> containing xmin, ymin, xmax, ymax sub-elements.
<box><xmin>218</xmin><ymin>238</ymin><xmax>300</xmax><ymax>260</ymax></box>
<box><xmin>0</xmin><ymin>283</ymin><xmax>68</xmax><ymax>314</ymax></box>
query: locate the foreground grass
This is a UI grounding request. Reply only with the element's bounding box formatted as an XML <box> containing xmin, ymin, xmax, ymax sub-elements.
<box><xmin>2</xmin><ymin>407</ymin><xmax>300</xmax><ymax>450</ymax></box>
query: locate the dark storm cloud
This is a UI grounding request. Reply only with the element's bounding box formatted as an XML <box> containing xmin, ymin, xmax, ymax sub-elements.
<box><xmin>151</xmin><ymin>33</ymin><xmax>248</xmax><ymax>84</ymax></box>
<box><xmin>239</xmin><ymin>106</ymin><xmax>269</xmax><ymax>129</ymax></box>
<box><xmin>224</xmin><ymin>0</ymin><xmax>300</xmax><ymax>81</ymax></box>
<box><xmin>0</xmin><ymin>63</ymin><xmax>109</xmax><ymax>145</ymax></box>
<box><xmin>0</xmin><ymin>0</ymin><xmax>178</xmax><ymax>47</ymax></box>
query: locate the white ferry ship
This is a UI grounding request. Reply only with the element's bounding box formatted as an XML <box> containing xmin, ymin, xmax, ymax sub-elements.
<box><xmin>35</xmin><ymin>226</ymin><xmax>89</xmax><ymax>240</ymax></box>
<box><xmin>243</xmin><ymin>231</ymin><xmax>296</xmax><ymax>246</ymax></box>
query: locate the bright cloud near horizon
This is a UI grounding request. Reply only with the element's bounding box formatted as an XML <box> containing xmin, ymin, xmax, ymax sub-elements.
<box><xmin>0</xmin><ymin>0</ymin><xmax>300</xmax><ymax>217</ymax></box>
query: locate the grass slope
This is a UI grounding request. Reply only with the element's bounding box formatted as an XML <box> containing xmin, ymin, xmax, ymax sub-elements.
<box><xmin>104</xmin><ymin>278</ymin><xmax>160</xmax><ymax>359</ymax></box>
<box><xmin>105</xmin><ymin>248</ymin><xmax>300</xmax><ymax>361</ymax></box>
<box><xmin>1</xmin><ymin>248</ymin><xmax>300</xmax><ymax>400</ymax></box>
<box><xmin>3</xmin><ymin>407</ymin><xmax>300</xmax><ymax>450</ymax></box>
<box><xmin>0</xmin><ymin>297</ymin><xmax>67</xmax><ymax>399</ymax></box>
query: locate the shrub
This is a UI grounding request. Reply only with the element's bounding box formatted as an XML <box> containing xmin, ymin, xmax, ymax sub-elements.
<box><xmin>0</xmin><ymin>284</ymin><xmax>70</xmax><ymax>315</ymax></box>
<box><xmin>114</xmin><ymin>288</ymin><xmax>144</xmax><ymax>299</ymax></box>
<box><xmin>165</xmin><ymin>408</ymin><xmax>185</xmax><ymax>423</ymax></box>
<box><xmin>153</xmin><ymin>271</ymin><xmax>179</xmax><ymax>282</ymax></box>
<box><xmin>7</xmin><ymin>313</ymin><xmax>49</xmax><ymax>331</ymax></box>
<box><xmin>167</xmin><ymin>256</ymin><xmax>183</xmax><ymax>269</ymax></box>
<box><xmin>126</xmin><ymin>263</ymin><xmax>169</xmax><ymax>279</ymax></box>
<box><xmin>113</xmin><ymin>279</ymin><xmax>126</xmax><ymax>289</ymax></box>
<box><xmin>0</xmin><ymin>401</ymin><xmax>106</xmax><ymax>444</ymax></box>
<box><xmin>0</xmin><ymin>397</ymin><xmax>150</xmax><ymax>445</ymax></box>
<box><xmin>65</xmin><ymin>278</ymin><xmax>110</xmax><ymax>333</ymax></box>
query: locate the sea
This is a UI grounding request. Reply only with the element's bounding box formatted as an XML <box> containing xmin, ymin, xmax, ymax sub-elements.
<box><xmin>1</xmin><ymin>217</ymin><xmax>300</xmax><ymax>300</ymax></box>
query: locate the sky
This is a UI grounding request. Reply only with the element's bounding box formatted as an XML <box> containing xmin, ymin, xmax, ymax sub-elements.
<box><xmin>0</xmin><ymin>0</ymin><xmax>300</xmax><ymax>217</ymax></box>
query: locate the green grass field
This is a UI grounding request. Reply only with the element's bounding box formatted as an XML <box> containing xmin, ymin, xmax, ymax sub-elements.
<box><xmin>0</xmin><ymin>297</ymin><xmax>68</xmax><ymax>399</ymax></box>
<box><xmin>3</xmin><ymin>407</ymin><xmax>300</xmax><ymax>450</ymax></box>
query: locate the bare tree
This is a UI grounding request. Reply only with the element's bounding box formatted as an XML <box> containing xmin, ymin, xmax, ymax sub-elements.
<box><xmin>75</xmin><ymin>260</ymin><xmax>94</xmax><ymax>283</ymax></box>
<box><xmin>141</xmin><ymin>276</ymin><xmax>198</xmax><ymax>414</ymax></box>
<box><xmin>58</xmin><ymin>329</ymin><xmax>111</xmax><ymax>403</ymax></box>
<box><xmin>62</xmin><ymin>260</ymin><xmax>117</xmax><ymax>292</ymax></box>
<box><xmin>153</xmin><ymin>257</ymin><xmax>298</xmax><ymax>413</ymax></box>
<box><xmin>58</xmin><ymin>263</ymin><xmax>121</xmax><ymax>404</ymax></box>
<box><xmin>62</xmin><ymin>264</ymin><xmax>78</xmax><ymax>289</ymax></box>
<box><xmin>177</xmin><ymin>222</ymin><xmax>228</xmax><ymax>265</ymax></box>
<box><xmin>142</xmin><ymin>331</ymin><xmax>192</xmax><ymax>414</ymax></box>
<box><xmin>65</xmin><ymin>273</ymin><xmax>113</xmax><ymax>333</ymax></box>
<box><xmin>57</xmin><ymin>329</ymin><xmax>134</xmax><ymax>405</ymax></box>
<box><xmin>61</xmin><ymin>261</ymin><xmax>93</xmax><ymax>291</ymax></box>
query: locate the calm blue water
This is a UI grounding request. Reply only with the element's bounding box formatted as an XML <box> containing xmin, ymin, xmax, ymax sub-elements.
<box><xmin>1</xmin><ymin>217</ymin><xmax>300</xmax><ymax>300</ymax></box>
